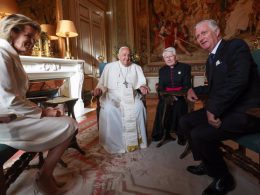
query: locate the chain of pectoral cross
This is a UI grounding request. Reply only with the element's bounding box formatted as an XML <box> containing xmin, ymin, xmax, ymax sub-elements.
<box><xmin>119</xmin><ymin>63</ymin><xmax>129</xmax><ymax>88</ymax></box>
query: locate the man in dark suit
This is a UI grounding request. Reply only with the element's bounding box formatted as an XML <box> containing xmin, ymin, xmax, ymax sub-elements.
<box><xmin>152</xmin><ymin>47</ymin><xmax>191</xmax><ymax>145</ymax></box>
<box><xmin>179</xmin><ymin>19</ymin><xmax>260</xmax><ymax>195</ymax></box>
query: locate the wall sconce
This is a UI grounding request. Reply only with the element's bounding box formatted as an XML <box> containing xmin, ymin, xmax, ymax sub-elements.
<box><xmin>56</xmin><ymin>20</ymin><xmax>78</xmax><ymax>59</ymax></box>
<box><xmin>40</xmin><ymin>24</ymin><xmax>58</xmax><ymax>57</ymax></box>
<box><xmin>0</xmin><ymin>0</ymin><xmax>18</xmax><ymax>19</ymax></box>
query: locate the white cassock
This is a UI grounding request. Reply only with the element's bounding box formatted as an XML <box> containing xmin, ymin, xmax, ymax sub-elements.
<box><xmin>0</xmin><ymin>38</ymin><xmax>77</xmax><ymax>152</ymax></box>
<box><xmin>97</xmin><ymin>61</ymin><xmax>148</xmax><ymax>153</ymax></box>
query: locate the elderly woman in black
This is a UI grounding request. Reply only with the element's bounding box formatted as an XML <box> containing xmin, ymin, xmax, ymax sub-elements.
<box><xmin>152</xmin><ymin>47</ymin><xmax>191</xmax><ymax>145</ymax></box>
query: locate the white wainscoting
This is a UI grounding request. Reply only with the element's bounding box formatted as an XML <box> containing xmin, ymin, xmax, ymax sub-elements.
<box><xmin>146</xmin><ymin>75</ymin><xmax>206</xmax><ymax>93</ymax></box>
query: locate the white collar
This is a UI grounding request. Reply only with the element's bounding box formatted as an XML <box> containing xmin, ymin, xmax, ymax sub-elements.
<box><xmin>118</xmin><ymin>60</ymin><xmax>131</xmax><ymax>68</ymax></box>
<box><xmin>210</xmin><ymin>39</ymin><xmax>222</xmax><ymax>55</ymax></box>
<box><xmin>0</xmin><ymin>38</ymin><xmax>18</xmax><ymax>56</ymax></box>
<box><xmin>0</xmin><ymin>38</ymin><xmax>23</xmax><ymax>69</ymax></box>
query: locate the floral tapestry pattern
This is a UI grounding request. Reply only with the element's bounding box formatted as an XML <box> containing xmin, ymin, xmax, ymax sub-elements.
<box><xmin>17</xmin><ymin>0</ymin><xmax>56</xmax><ymax>24</ymax></box>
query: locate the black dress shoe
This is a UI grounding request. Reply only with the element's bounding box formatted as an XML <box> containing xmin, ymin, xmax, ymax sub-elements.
<box><xmin>152</xmin><ymin>136</ymin><xmax>162</xmax><ymax>142</ymax></box>
<box><xmin>165</xmin><ymin>133</ymin><xmax>176</xmax><ymax>140</ymax></box>
<box><xmin>202</xmin><ymin>174</ymin><xmax>235</xmax><ymax>195</ymax></box>
<box><xmin>187</xmin><ymin>162</ymin><xmax>208</xmax><ymax>176</ymax></box>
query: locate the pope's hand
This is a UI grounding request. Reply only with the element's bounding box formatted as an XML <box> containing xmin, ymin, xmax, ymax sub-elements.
<box><xmin>93</xmin><ymin>88</ymin><xmax>102</xmax><ymax>97</ymax></box>
<box><xmin>187</xmin><ymin>88</ymin><xmax>198</xmax><ymax>102</ymax></box>
<box><xmin>139</xmin><ymin>86</ymin><xmax>149</xmax><ymax>95</ymax></box>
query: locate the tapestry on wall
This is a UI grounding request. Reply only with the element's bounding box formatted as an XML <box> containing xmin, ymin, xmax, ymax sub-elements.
<box><xmin>17</xmin><ymin>0</ymin><xmax>56</xmax><ymax>24</ymax></box>
<box><xmin>135</xmin><ymin>0</ymin><xmax>260</xmax><ymax>65</ymax></box>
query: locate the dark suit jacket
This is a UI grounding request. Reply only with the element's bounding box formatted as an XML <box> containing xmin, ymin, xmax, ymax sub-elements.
<box><xmin>194</xmin><ymin>39</ymin><xmax>260</xmax><ymax>118</ymax></box>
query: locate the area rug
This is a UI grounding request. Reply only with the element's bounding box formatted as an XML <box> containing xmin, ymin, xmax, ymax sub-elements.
<box><xmin>6</xmin><ymin>115</ymin><xmax>260</xmax><ymax>195</ymax></box>
<box><xmin>6</xmin><ymin>115</ymin><xmax>145</xmax><ymax>195</ymax></box>
<box><xmin>55</xmin><ymin>115</ymin><xmax>146</xmax><ymax>194</ymax></box>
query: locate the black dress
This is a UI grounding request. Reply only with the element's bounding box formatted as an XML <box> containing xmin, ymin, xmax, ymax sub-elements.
<box><xmin>152</xmin><ymin>62</ymin><xmax>191</xmax><ymax>141</ymax></box>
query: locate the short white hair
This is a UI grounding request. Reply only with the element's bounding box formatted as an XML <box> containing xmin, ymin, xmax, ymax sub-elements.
<box><xmin>118</xmin><ymin>46</ymin><xmax>130</xmax><ymax>54</ymax></box>
<box><xmin>162</xmin><ymin>47</ymin><xmax>176</xmax><ymax>57</ymax></box>
<box><xmin>194</xmin><ymin>19</ymin><xmax>219</xmax><ymax>32</ymax></box>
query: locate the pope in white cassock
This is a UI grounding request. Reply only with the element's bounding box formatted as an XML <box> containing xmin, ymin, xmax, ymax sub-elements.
<box><xmin>93</xmin><ymin>46</ymin><xmax>149</xmax><ymax>153</ymax></box>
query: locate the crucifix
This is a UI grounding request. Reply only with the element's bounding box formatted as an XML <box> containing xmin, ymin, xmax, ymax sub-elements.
<box><xmin>123</xmin><ymin>80</ymin><xmax>128</xmax><ymax>88</ymax></box>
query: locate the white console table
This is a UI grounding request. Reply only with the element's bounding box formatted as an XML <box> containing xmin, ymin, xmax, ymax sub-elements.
<box><xmin>21</xmin><ymin>56</ymin><xmax>88</xmax><ymax>117</ymax></box>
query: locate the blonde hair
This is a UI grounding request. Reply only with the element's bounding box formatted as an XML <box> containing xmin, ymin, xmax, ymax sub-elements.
<box><xmin>0</xmin><ymin>14</ymin><xmax>41</xmax><ymax>42</ymax></box>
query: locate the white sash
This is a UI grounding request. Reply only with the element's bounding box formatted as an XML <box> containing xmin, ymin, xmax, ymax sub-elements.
<box><xmin>120</xmin><ymin>83</ymin><xmax>139</xmax><ymax>152</ymax></box>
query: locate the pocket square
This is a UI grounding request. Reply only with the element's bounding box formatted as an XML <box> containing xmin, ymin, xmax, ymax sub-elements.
<box><xmin>216</xmin><ymin>60</ymin><xmax>221</xmax><ymax>66</ymax></box>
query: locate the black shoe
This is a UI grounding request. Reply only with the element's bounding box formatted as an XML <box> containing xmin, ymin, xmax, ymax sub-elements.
<box><xmin>152</xmin><ymin>136</ymin><xmax>162</xmax><ymax>142</ymax></box>
<box><xmin>202</xmin><ymin>174</ymin><xmax>235</xmax><ymax>195</ymax></box>
<box><xmin>165</xmin><ymin>133</ymin><xmax>176</xmax><ymax>141</ymax></box>
<box><xmin>187</xmin><ymin>162</ymin><xmax>208</xmax><ymax>176</ymax></box>
<box><xmin>156</xmin><ymin>134</ymin><xmax>176</xmax><ymax>147</ymax></box>
<box><xmin>177</xmin><ymin>135</ymin><xmax>187</xmax><ymax>146</ymax></box>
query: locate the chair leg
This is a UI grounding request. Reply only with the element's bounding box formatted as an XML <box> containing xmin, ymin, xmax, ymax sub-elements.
<box><xmin>179</xmin><ymin>142</ymin><xmax>191</xmax><ymax>159</ymax></box>
<box><xmin>26</xmin><ymin>152</ymin><xmax>44</xmax><ymax>169</ymax></box>
<box><xmin>38</xmin><ymin>152</ymin><xmax>44</xmax><ymax>168</ymax></box>
<box><xmin>0</xmin><ymin>166</ymin><xmax>6</xmax><ymax>195</ymax></box>
<box><xmin>259</xmin><ymin>154</ymin><xmax>260</xmax><ymax>183</ymax></box>
<box><xmin>69</xmin><ymin>131</ymin><xmax>85</xmax><ymax>155</ymax></box>
<box><xmin>65</xmin><ymin>100</ymin><xmax>77</xmax><ymax>120</ymax></box>
<box><xmin>5</xmin><ymin>152</ymin><xmax>36</xmax><ymax>189</ymax></box>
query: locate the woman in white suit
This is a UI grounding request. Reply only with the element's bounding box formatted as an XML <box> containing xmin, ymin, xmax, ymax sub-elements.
<box><xmin>0</xmin><ymin>14</ymin><xmax>78</xmax><ymax>194</ymax></box>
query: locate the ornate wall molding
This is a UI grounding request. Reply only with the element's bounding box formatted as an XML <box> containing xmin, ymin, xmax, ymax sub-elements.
<box><xmin>143</xmin><ymin>63</ymin><xmax>205</xmax><ymax>77</ymax></box>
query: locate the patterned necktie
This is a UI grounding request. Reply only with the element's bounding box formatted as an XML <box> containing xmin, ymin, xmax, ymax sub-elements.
<box><xmin>208</xmin><ymin>53</ymin><xmax>215</xmax><ymax>66</ymax></box>
<box><xmin>207</xmin><ymin>53</ymin><xmax>215</xmax><ymax>85</ymax></box>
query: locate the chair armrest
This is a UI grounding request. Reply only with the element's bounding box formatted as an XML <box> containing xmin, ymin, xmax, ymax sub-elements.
<box><xmin>0</xmin><ymin>114</ymin><xmax>17</xmax><ymax>123</ymax></box>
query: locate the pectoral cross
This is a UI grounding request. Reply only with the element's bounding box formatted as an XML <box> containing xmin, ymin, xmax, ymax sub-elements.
<box><xmin>123</xmin><ymin>80</ymin><xmax>128</xmax><ymax>88</ymax></box>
